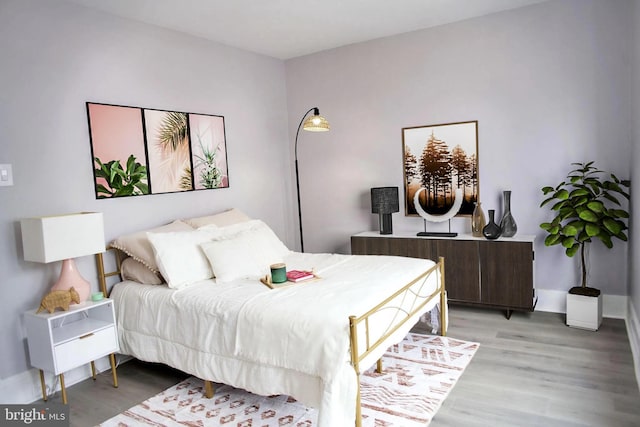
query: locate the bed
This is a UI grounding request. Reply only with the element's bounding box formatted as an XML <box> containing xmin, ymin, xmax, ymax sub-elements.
<box><xmin>95</xmin><ymin>209</ymin><xmax>446</xmax><ymax>427</ymax></box>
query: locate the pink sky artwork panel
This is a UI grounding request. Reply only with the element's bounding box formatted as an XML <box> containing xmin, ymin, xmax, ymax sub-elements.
<box><xmin>144</xmin><ymin>109</ymin><xmax>191</xmax><ymax>194</ymax></box>
<box><xmin>189</xmin><ymin>114</ymin><xmax>229</xmax><ymax>190</ymax></box>
<box><xmin>87</xmin><ymin>103</ymin><xmax>148</xmax><ymax>198</ymax></box>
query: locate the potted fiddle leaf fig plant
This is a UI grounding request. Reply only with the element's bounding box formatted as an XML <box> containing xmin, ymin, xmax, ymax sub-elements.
<box><xmin>539</xmin><ymin>161</ymin><xmax>629</xmax><ymax>329</ymax></box>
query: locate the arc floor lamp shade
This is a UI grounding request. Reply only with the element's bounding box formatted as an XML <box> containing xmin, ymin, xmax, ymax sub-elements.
<box><xmin>21</xmin><ymin>212</ymin><xmax>105</xmax><ymax>302</ymax></box>
<box><xmin>371</xmin><ymin>187</ymin><xmax>399</xmax><ymax>235</ymax></box>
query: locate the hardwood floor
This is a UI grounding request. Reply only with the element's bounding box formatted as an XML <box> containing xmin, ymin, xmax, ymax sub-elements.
<box><xmin>60</xmin><ymin>306</ymin><xmax>640</xmax><ymax>426</ymax></box>
<box><xmin>423</xmin><ymin>307</ymin><xmax>640</xmax><ymax>427</ymax></box>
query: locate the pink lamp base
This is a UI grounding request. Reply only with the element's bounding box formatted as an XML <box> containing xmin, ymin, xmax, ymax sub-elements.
<box><xmin>50</xmin><ymin>259</ymin><xmax>91</xmax><ymax>303</ymax></box>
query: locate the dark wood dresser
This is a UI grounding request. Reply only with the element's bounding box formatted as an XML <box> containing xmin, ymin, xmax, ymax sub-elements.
<box><xmin>351</xmin><ymin>232</ymin><xmax>536</xmax><ymax>318</ymax></box>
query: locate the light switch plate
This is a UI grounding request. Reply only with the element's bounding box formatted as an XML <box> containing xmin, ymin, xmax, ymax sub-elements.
<box><xmin>0</xmin><ymin>164</ymin><xmax>14</xmax><ymax>186</ymax></box>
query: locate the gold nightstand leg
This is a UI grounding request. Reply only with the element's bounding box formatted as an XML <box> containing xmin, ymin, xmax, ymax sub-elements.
<box><xmin>90</xmin><ymin>361</ymin><xmax>97</xmax><ymax>380</ymax></box>
<box><xmin>109</xmin><ymin>354</ymin><xmax>118</xmax><ymax>388</ymax></box>
<box><xmin>376</xmin><ymin>358</ymin><xmax>383</xmax><ymax>373</ymax></box>
<box><xmin>59</xmin><ymin>373</ymin><xmax>67</xmax><ymax>404</ymax></box>
<box><xmin>39</xmin><ymin>370</ymin><xmax>47</xmax><ymax>402</ymax></box>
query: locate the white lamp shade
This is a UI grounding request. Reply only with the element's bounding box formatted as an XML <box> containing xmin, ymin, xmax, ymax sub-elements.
<box><xmin>21</xmin><ymin>212</ymin><xmax>105</xmax><ymax>263</ymax></box>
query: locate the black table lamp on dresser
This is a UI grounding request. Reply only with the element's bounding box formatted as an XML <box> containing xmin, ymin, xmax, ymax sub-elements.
<box><xmin>371</xmin><ymin>187</ymin><xmax>399</xmax><ymax>234</ymax></box>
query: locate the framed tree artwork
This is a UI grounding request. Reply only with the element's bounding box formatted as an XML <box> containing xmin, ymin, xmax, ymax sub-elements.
<box><xmin>87</xmin><ymin>102</ymin><xmax>228</xmax><ymax>199</ymax></box>
<box><xmin>402</xmin><ymin>121</ymin><xmax>478</xmax><ymax>217</ymax></box>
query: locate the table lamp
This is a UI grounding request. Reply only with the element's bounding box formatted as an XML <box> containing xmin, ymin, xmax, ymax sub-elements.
<box><xmin>371</xmin><ymin>187</ymin><xmax>399</xmax><ymax>235</ymax></box>
<box><xmin>21</xmin><ymin>212</ymin><xmax>105</xmax><ymax>303</ymax></box>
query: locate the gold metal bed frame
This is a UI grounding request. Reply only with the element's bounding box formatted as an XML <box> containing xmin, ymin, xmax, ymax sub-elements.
<box><xmin>96</xmin><ymin>250</ymin><xmax>446</xmax><ymax>427</ymax></box>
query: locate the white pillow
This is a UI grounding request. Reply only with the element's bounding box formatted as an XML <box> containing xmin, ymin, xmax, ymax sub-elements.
<box><xmin>147</xmin><ymin>228</ymin><xmax>219</xmax><ymax>289</ymax></box>
<box><xmin>200</xmin><ymin>220</ymin><xmax>290</xmax><ymax>283</ymax></box>
<box><xmin>110</xmin><ymin>220</ymin><xmax>194</xmax><ymax>273</ymax></box>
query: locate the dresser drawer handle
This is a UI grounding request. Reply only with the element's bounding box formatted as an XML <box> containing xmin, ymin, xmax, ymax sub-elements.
<box><xmin>79</xmin><ymin>333</ymin><xmax>95</xmax><ymax>339</ymax></box>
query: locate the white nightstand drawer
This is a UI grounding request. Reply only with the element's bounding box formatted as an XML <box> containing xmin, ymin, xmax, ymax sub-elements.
<box><xmin>54</xmin><ymin>326</ymin><xmax>117</xmax><ymax>373</ymax></box>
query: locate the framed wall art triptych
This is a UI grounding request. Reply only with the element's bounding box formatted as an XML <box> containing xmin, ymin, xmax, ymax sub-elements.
<box><xmin>86</xmin><ymin>102</ymin><xmax>229</xmax><ymax>199</ymax></box>
<box><xmin>402</xmin><ymin>120</ymin><xmax>479</xmax><ymax>217</ymax></box>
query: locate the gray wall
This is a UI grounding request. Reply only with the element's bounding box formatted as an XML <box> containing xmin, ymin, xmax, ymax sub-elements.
<box><xmin>0</xmin><ymin>0</ymin><xmax>292</xmax><ymax>379</ymax></box>
<box><xmin>1</xmin><ymin>0</ymin><xmax>638</xmax><ymax>392</ymax></box>
<box><xmin>285</xmin><ymin>0</ymin><xmax>634</xmax><ymax>298</ymax></box>
<box><xmin>632</xmin><ymin>0</ymin><xmax>640</xmax><ymax>325</ymax></box>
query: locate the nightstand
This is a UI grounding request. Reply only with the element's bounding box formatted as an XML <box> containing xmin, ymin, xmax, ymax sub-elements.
<box><xmin>24</xmin><ymin>298</ymin><xmax>119</xmax><ymax>403</ymax></box>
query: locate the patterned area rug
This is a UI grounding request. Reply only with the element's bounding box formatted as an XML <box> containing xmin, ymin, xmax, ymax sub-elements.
<box><xmin>99</xmin><ymin>333</ymin><xmax>478</xmax><ymax>426</ymax></box>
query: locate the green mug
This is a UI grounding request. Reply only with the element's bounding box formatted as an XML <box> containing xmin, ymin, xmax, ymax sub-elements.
<box><xmin>270</xmin><ymin>263</ymin><xmax>287</xmax><ymax>284</ymax></box>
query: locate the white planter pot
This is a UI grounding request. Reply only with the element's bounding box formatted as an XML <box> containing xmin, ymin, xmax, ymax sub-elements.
<box><xmin>566</xmin><ymin>293</ymin><xmax>602</xmax><ymax>331</ymax></box>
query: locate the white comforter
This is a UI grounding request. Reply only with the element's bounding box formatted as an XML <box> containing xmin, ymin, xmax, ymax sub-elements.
<box><xmin>110</xmin><ymin>252</ymin><xmax>440</xmax><ymax>426</ymax></box>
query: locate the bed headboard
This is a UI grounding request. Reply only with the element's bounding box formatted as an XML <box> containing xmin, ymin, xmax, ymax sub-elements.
<box><xmin>95</xmin><ymin>247</ymin><xmax>125</xmax><ymax>297</ymax></box>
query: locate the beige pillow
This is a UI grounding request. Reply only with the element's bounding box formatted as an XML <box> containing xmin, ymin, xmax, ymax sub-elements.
<box><xmin>110</xmin><ymin>220</ymin><xmax>194</xmax><ymax>273</ymax></box>
<box><xmin>183</xmin><ymin>208</ymin><xmax>251</xmax><ymax>228</ymax></box>
<box><xmin>120</xmin><ymin>257</ymin><xmax>164</xmax><ymax>285</ymax></box>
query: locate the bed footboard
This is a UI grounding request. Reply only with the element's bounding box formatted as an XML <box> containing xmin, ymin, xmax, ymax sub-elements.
<box><xmin>348</xmin><ymin>256</ymin><xmax>446</xmax><ymax>427</ymax></box>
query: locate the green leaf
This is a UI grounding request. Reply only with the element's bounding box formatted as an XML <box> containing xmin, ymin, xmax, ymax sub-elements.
<box><xmin>578</xmin><ymin>209</ymin><xmax>598</xmax><ymax>222</ymax></box>
<box><xmin>126</xmin><ymin>155</ymin><xmax>136</xmax><ymax>175</ymax></box>
<box><xmin>603</xmin><ymin>218</ymin><xmax>622</xmax><ymax>235</ymax></box>
<box><xmin>562</xmin><ymin>237</ymin><xmax>575</xmax><ymax>249</ymax></box>
<box><xmin>114</xmin><ymin>184</ymin><xmax>135</xmax><ymax>196</ymax></box>
<box><xmin>596</xmin><ymin>233</ymin><xmax>613</xmax><ymax>248</ymax></box>
<box><xmin>602</xmin><ymin>192</ymin><xmax>621</xmax><ymax>205</ymax></box>
<box><xmin>585</xmin><ymin>223</ymin><xmax>600</xmax><ymax>237</ymax></box>
<box><xmin>569</xmin><ymin>188</ymin><xmax>590</xmax><ymax>198</ymax></box>
<box><xmin>562</xmin><ymin>223</ymin><xmax>579</xmax><ymax>236</ymax></box>
<box><xmin>559</xmin><ymin>208</ymin><xmax>578</xmax><ymax>221</ymax></box>
<box><xmin>577</xmin><ymin>231</ymin><xmax>591</xmax><ymax>243</ymax></box>
<box><xmin>111</xmin><ymin>173</ymin><xmax>123</xmax><ymax>189</ymax></box>
<box><xmin>136</xmin><ymin>182</ymin><xmax>149</xmax><ymax>194</ymax></box>
<box><xmin>573</xmin><ymin>196</ymin><xmax>589</xmax><ymax>207</ymax></box>
<box><xmin>616</xmin><ymin>231</ymin><xmax>628</xmax><ymax>242</ymax></box>
<box><xmin>554</xmin><ymin>189</ymin><xmax>569</xmax><ymax>200</ymax></box>
<box><xmin>551</xmin><ymin>200</ymin><xmax>568</xmax><ymax>211</ymax></box>
<box><xmin>611</xmin><ymin>209</ymin><xmax>629</xmax><ymax>218</ymax></box>
<box><xmin>566</xmin><ymin>245</ymin><xmax>580</xmax><ymax>257</ymax></box>
<box><xmin>540</xmin><ymin>196</ymin><xmax>556</xmax><ymax>207</ymax></box>
<box><xmin>541</xmin><ymin>186</ymin><xmax>555</xmax><ymax>194</ymax></box>
<box><xmin>544</xmin><ymin>234</ymin><xmax>562</xmax><ymax>246</ymax></box>
<box><xmin>109</xmin><ymin>161</ymin><xmax>121</xmax><ymax>185</ymax></box>
<box><xmin>586</xmin><ymin>201</ymin><xmax>604</xmax><ymax>213</ymax></box>
<box><xmin>603</xmin><ymin>180</ymin><xmax>625</xmax><ymax>193</ymax></box>
<box><xmin>95</xmin><ymin>184</ymin><xmax>112</xmax><ymax>196</ymax></box>
<box><xmin>94</xmin><ymin>168</ymin><xmax>108</xmax><ymax>179</ymax></box>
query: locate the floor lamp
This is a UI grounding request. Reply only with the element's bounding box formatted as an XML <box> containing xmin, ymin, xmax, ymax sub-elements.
<box><xmin>294</xmin><ymin>107</ymin><xmax>330</xmax><ymax>252</ymax></box>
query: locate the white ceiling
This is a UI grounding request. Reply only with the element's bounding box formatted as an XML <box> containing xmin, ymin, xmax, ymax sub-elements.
<box><xmin>67</xmin><ymin>0</ymin><xmax>547</xmax><ymax>59</ymax></box>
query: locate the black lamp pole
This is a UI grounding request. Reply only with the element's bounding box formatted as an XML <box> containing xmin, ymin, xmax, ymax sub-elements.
<box><xmin>294</xmin><ymin>107</ymin><xmax>318</xmax><ymax>253</ymax></box>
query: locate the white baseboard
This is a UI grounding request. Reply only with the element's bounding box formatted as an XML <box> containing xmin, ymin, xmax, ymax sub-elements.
<box><xmin>627</xmin><ymin>301</ymin><xmax>640</xmax><ymax>392</ymax></box>
<box><xmin>535</xmin><ymin>289</ymin><xmax>627</xmax><ymax>319</ymax></box>
<box><xmin>0</xmin><ymin>356</ymin><xmax>117</xmax><ymax>404</ymax></box>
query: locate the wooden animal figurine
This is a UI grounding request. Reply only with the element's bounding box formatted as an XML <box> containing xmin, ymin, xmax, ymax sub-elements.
<box><xmin>36</xmin><ymin>287</ymin><xmax>81</xmax><ymax>314</ymax></box>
